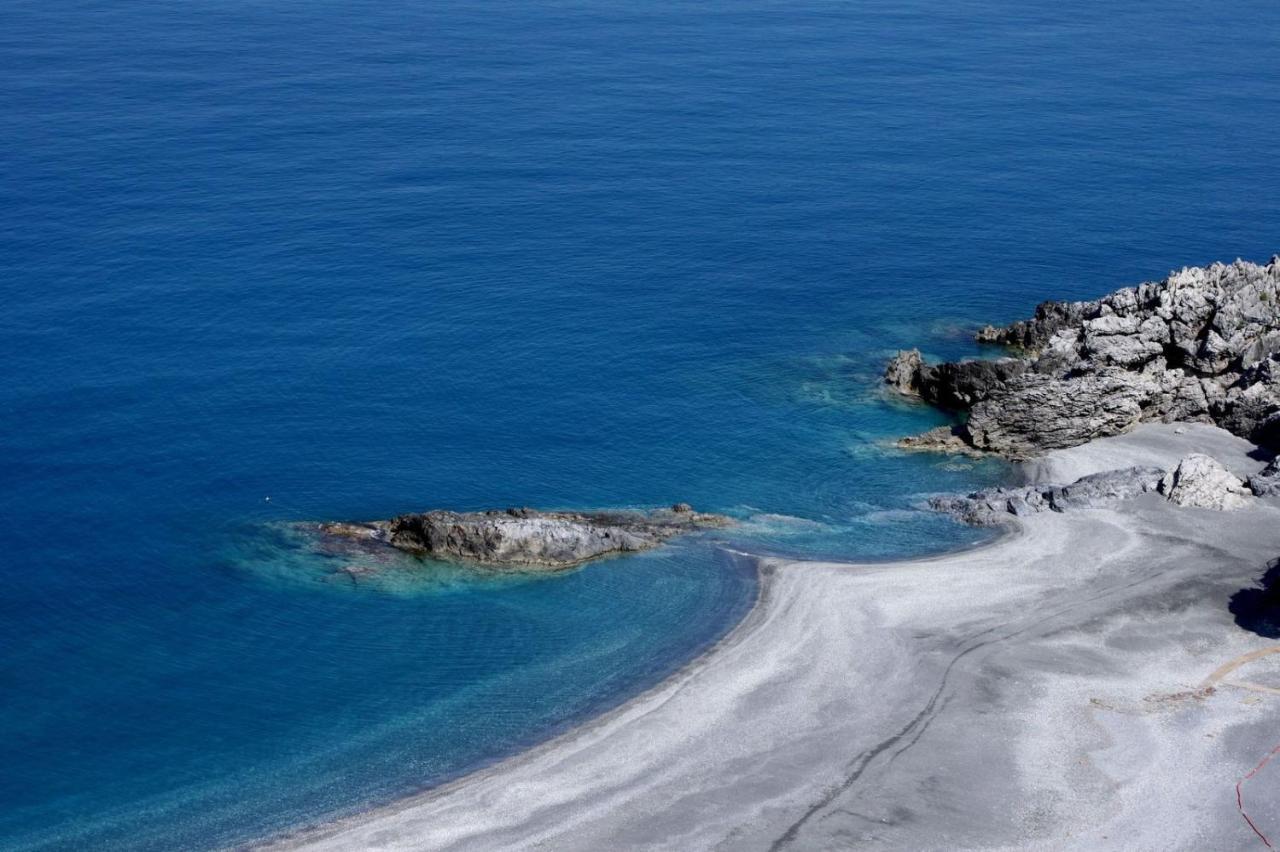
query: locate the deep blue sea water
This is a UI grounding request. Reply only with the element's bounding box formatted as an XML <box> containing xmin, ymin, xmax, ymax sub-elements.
<box><xmin>3</xmin><ymin>0</ymin><xmax>1279</xmax><ymax>848</ymax></box>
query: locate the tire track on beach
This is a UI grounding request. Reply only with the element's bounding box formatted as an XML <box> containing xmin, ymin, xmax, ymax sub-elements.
<box><xmin>765</xmin><ymin>624</ymin><xmax>1008</xmax><ymax>852</ymax></box>
<box><xmin>766</xmin><ymin>526</ymin><xmax>1177</xmax><ymax>851</ymax></box>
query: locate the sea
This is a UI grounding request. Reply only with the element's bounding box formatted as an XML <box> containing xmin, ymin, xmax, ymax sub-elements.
<box><xmin>3</xmin><ymin>0</ymin><xmax>1279</xmax><ymax>848</ymax></box>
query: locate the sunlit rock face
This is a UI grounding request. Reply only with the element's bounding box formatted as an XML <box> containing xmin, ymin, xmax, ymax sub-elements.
<box><xmin>317</xmin><ymin>505</ymin><xmax>733</xmax><ymax>569</ymax></box>
<box><xmin>888</xmin><ymin>257</ymin><xmax>1280</xmax><ymax>457</ymax></box>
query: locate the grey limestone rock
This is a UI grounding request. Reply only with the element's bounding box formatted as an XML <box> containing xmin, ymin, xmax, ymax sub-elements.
<box><xmin>916</xmin><ymin>358</ymin><xmax>1029</xmax><ymax>410</ymax></box>
<box><xmin>317</xmin><ymin>505</ymin><xmax>732</xmax><ymax>569</ymax></box>
<box><xmin>1046</xmin><ymin>466</ymin><xmax>1166</xmax><ymax>511</ymax></box>
<box><xmin>1158</xmin><ymin>454</ymin><xmax>1253</xmax><ymax>510</ymax></box>
<box><xmin>931</xmin><ymin>457</ymin><xmax>1266</xmax><ymax>526</ymax></box>
<box><xmin>884</xmin><ymin>349</ymin><xmax>924</xmax><ymax>396</ymax></box>
<box><xmin>1249</xmin><ymin>458</ymin><xmax>1280</xmax><ymax>497</ymax></box>
<box><xmin>888</xmin><ymin>257</ymin><xmax>1280</xmax><ymax>456</ymax></box>
<box><xmin>897</xmin><ymin>424</ymin><xmax>979</xmax><ymax>454</ymax></box>
<box><xmin>929</xmin><ymin>466</ymin><xmax>1164</xmax><ymax>526</ymax></box>
<box><xmin>963</xmin><ymin>370</ymin><xmax>1158</xmax><ymax>457</ymax></box>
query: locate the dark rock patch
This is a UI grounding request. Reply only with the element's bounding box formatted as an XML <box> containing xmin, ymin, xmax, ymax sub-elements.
<box><xmin>1229</xmin><ymin>559</ymin><xmax>1280</xmax><ymax>638</ymax></box>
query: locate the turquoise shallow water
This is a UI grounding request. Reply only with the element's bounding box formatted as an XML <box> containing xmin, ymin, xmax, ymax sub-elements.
<box><xmin>3</xmin><ymin>0</ymin><xmax>1280</xmax><ymax>848</ymax></box>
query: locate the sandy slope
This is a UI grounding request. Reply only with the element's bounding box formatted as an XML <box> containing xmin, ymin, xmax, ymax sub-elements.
<box><xmin>266</xmin><ymin>424</ymin><xmax>1280</xmax><ymax>851</ymax></box>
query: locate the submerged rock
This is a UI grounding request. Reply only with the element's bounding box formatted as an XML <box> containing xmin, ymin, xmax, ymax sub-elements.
<box><xmin>1158</xmin><ymin>454</ymin><xmax>1253</xmax><ymax>510</ymax></box>
<box><xmin>887</xmin><ymin>257</ymin><xmax>1280</xmax><ymax>456</ymax></box>
<box><xmin>897</xmin><ymin>424</ymin><xmax>979</xmax><ymax>454</ymax></box>
<box><xmin>316</xmin><ymin>505</ymin><xmax>732</xmax><ymax>569</ymax></box>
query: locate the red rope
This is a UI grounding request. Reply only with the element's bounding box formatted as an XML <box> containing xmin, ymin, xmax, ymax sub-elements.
<box><xmin>1237</xmin><ymin>743</ymin><xmax>1280</xmax><ymax>849</ymax></box>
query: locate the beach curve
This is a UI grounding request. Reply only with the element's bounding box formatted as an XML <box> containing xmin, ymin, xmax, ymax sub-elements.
<box><xmin>261</xmin><ymin>423</ymin><xmax>1280</xmax><ymax>851</ymax></box>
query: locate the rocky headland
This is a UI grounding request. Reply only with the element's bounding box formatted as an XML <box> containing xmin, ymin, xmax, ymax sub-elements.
<box><xmin>886</xmin><ymin>257</ymin><xmax>1280</xmax><ymax>457</ymax></box>
<box><xmin>315</xmin><ymin>504</ymin><xmax>731</xmax><ymax>570</ymax></box>
<box><xmin>268</xmin><ymin>256</ymin><xmax>1280</xmax><ymax>852</ymax></box>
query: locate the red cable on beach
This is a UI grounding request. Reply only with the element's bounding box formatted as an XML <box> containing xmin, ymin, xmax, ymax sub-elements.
<box><xmin>1238</xmin><ymin>743</ymin><xmax>1280</xmax><ymax>849</ymax></box>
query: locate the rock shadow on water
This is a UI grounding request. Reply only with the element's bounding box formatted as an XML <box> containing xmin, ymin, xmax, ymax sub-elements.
<box><xmin>1229</xmin><ymin>558</ymin><xmax>1280</xmax><ymax>638</ymax></box>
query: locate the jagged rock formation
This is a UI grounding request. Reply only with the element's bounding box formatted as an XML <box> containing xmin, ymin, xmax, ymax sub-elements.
<box><xmin>316</xmin><ymin>505</ymin><xmax>732</xmax><ymax>569</ymax></box>
<box><xmin>888</xmin><ymin>257</ymin><xmax>1280</xmax><ymax>456</ymax></box>
<box><xmin>898</xmin><ymin>424</ymin><xmax>974</xmax><ymax>454</ymax></box>
<box><xmin>933</xmin><ymin>455</ymin><xmax>1260</xmax><ymax>525</ymax></box>
<box><xmin>1158</xmin><ymin>454</ymin><xmax>1252</xmax><ymax>510</ymax></box>
<box><xmin>1250</xmin><ymin>458</ymin><xmax>1280</xmax><ymax>497</ymax></box>
<box><xmin>884</xmin><ymin>349</ymin><xmax>924</xmax><ymax>396</ymax></box>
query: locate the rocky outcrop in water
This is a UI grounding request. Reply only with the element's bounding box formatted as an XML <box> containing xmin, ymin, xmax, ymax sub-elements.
<box><xmin>884</xmin><ymin>349</ymin><xmax>924</xmax><ymax>396</ymax></box>
<box><xmin>933</xmin><ymin>455</ymin><xmax>1261</xmax><ymax>525</ymax></box>
<box><xmin>317</xmin><ymin>505</ymin><xmax>732</xmax><ymax>569</ymax></box>
<box><xmin>887</xmin><ymin>257</ymin><xmax>1280</xmax><ymax>457</ymax></box>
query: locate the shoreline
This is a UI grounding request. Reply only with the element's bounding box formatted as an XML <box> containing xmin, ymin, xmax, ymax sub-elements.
<box><xmin>255</xmin><ymin>548</ymin><xmax>774</xmax><ymax>847</ymax></box>
<box><xmin>256</xmin><ymin>516</ymin><xmax>1026</xmax><ymax>851</ymax></box>
<box><xmin>253</xmin><ymin>546</ymin><xmax>781</xmax><ymax>849</ymax></box>
<box><xmin>262</xmin><ymin>422</ymin><xmax>1280</xmax><ymax>850</ymax></box>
